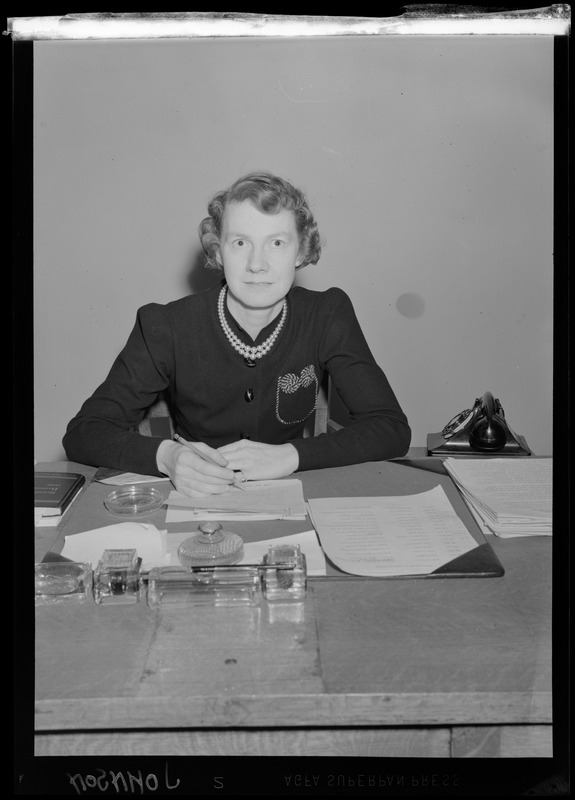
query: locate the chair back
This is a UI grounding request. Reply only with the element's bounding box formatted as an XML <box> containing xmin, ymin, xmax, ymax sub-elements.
<box><xmin>138</xmin><ymin>393</ymin><xmax>174</xmax><ymax>438</ymax></box>
<box><xmin>303</xmin><ymin>373</ymin><xmax>341</xmax><ymax>437</ymax></box>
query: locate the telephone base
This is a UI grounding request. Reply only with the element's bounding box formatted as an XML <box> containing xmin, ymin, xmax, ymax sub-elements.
<box><xmin>427</xmin><ymin>432</ymin><xmax>532</xmax><ymax>457</ymax></box>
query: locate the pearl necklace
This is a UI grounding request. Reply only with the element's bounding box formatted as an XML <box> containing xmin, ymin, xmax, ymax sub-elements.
<box><xmin>217</xmin><ymin>286</ymin><xmax>288</xmax><ymax>361</ymax></box>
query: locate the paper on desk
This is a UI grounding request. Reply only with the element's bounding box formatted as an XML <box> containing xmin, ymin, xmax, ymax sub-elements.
<box><xmin>463</xmin><ymin>498</ymin><xmax>546</xmax><ymax>539</ymax></box>
<box><xmin>94</xmin><ymin>467</ymin><xmax>171</xmax><ymax>486</ymax></box>
<box><xmin>165</xmin><ymin>479</ymin><xmax>307</xmax><ymax>522</ymax></box>
<box><xmin>307</xmin><ymin>486</ymin><xmax>478</xmax><ymax>577</ymax></box>
<box><xmin>165</xmin><ymin>529</ymin><xmax>326</xmax><ymax>575</ymax></box>
<box><xmin>61</xmin><ymin>522</ymin><xmax>169</xmax><ymax>570</ymax></box>
<box><xmin>444</xmin><ymin>458</ymin><xmax>552</xmax><ymax>537</ymax></box>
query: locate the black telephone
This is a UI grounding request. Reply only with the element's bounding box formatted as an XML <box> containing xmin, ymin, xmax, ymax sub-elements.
<box><xmin>427</xmin><ymin>391</ymin><xmax>531</xmax><ymax>456</ymax></box>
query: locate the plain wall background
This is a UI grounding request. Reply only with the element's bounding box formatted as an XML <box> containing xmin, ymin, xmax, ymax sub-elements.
<box><xmin>33</xmin><ymin>35</ymin><xmax>554</xmax><ymax>460</ymax></box>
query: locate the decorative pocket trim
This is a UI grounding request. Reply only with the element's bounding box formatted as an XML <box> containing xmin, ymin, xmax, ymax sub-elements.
<box><xmin>275</xmin><ymin>364</ymin><xmax>319</xmax><ymax>425</ymax></box>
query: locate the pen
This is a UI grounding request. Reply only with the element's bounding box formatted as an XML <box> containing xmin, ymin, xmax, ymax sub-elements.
<box><xmin>191</xmin><ymin>563</ymin><xmax>297</xmax><ymax>572</ymax></box>
<box><xmin>139</xmin><ymin>564</ymin><xmax>298</xmax><ymax>582</ymax></box>
<box><xmin>173</xmin><ymin>434</ymin><xmax>247</xmax><ymax>491</ymax></box>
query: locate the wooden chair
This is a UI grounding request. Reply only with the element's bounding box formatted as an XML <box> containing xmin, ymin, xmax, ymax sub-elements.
<box><xmin>304</xmin><ymin>372</ymin><xmax>342</xmax><ymax>437</ymax></box>
<box><xmin>138</xmin><ymin>393</ymin><xmax>174</xmax><ymax>439</ymax></box>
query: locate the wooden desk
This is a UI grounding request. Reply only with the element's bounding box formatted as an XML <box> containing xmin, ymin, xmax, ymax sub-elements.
<box><xmin>33</xmin><ymin>457</ymin><xmax>552</xmax><ymax>759</ymax></box>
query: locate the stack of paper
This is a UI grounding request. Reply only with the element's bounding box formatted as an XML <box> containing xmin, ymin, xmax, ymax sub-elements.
<box><xmin>444</xmin><ymin>458</ymin><xmax>552</xmax><ymax>538</ymax></box>
<box><xmin>165</xmin><ymin>479</ymin><xmax>307</xmax><ymax>522</ymax></box>
<box><xmin>307</xmin><ymin>486</ymin><xmax>478</xmax><ymax>577</ymax></box>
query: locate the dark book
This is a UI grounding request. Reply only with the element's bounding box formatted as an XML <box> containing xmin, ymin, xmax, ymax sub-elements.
<box><xmin>34</xmin><ymin>472</ymin><xmax>86</xmax><ymax>517</ymax></box>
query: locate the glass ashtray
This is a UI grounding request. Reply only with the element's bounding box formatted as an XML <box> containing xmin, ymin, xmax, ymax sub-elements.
<box><xmin>104</xmin><ymin>485</ymin><xmax>164</xmax><ymax>516</ymax></box>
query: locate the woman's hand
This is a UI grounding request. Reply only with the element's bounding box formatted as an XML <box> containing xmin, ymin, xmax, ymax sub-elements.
<box><xmin>156</xmin><ymin>439</ymin><xmax>237</xmax><ymax>497</ymax></box>
<box><xmin>217</xmin><ymin>440</ymin><xmax>299</xmax><ymax>482</ymax></box>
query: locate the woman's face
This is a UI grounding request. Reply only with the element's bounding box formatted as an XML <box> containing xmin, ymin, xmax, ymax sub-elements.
<box><xmin>218</xmin><ymin>200</ymin><xmax>301</xmax><ymax>315</ymax></box>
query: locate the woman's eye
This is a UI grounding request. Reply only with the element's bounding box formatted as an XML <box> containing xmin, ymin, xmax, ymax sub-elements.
<box><xmin>234</xmin><ymin>239</ymin><xmax>245</xmax><ymax>247</ymax></box>
<box><xmin>272</xmin><ymin>240</ymin><xmax>284</xmax><ymax>247</ymax></box>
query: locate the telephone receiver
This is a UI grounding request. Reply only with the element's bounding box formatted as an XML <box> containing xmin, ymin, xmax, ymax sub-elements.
<box><xmin>427</xmin><ymin>392</ymin><xmax>532</xmax><ymax>456</ymax></box>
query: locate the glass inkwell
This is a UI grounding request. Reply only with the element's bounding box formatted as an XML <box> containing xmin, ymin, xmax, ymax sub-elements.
<box><xmin>177</xmin><ymin>522</ymin><xmax>244</xmax><ymax>568</ymax></box>
<box><xmin>262</xmin><ymin>543</ymin><xmax>307</xmax><ymax>602</ymax></box>
<box><xmin>94</xmin><ymin>548</ymin><xmax>141</xmax><ymax>604</ymax></box>
<box><xmin>35</xmin><ymin>561</ymin><xmax>93</xmax><ymax>605</ymax></box>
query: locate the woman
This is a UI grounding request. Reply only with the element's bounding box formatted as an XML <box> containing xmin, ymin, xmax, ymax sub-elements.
<box><xmin>63</xmin><ymin>172</ymin><xmax>411</xmax><ymax>496</ymax></box>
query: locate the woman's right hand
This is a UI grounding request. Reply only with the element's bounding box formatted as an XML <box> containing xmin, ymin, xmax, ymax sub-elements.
<box><xmin>156</xmin><ymin>439</ymin><xmax>237</xmax><ymax>497</ymax></box>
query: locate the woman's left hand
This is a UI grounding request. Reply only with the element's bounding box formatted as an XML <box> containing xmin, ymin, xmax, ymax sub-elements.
<box><xmin>217</xmin><ymin>440</ymin><xmax>299</xmax><ymax>482</ymax></box>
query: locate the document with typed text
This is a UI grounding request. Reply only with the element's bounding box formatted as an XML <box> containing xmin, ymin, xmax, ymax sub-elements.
<box><xmin>307</xmin><ymin>486</ymin><xmax>478</xmax><ymax>577</ymax></box>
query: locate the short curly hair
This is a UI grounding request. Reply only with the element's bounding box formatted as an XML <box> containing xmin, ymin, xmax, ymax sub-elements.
<box><xmin>199</xmin><ymin>171</ymin><xmax>322</xmax><ymax>271</ymax></box>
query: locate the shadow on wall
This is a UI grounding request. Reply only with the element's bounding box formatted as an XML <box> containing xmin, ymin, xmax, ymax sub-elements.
<box><xmin>185</xmin><ymin>247</ymin><xmax>223</xmax><ymax>295</ymax></box>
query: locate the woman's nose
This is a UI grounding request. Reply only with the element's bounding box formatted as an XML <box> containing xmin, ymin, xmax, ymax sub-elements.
<box><xmin>247</xmin><ymin>247</ymin><xmax>268</xmax><ymax>272</ymax></box>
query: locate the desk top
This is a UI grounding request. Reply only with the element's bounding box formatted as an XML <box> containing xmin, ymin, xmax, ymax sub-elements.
<box><xmin>34</xmin><ymin>458</ymin><xmax>552</xmax><ymax>733</ymax></box>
